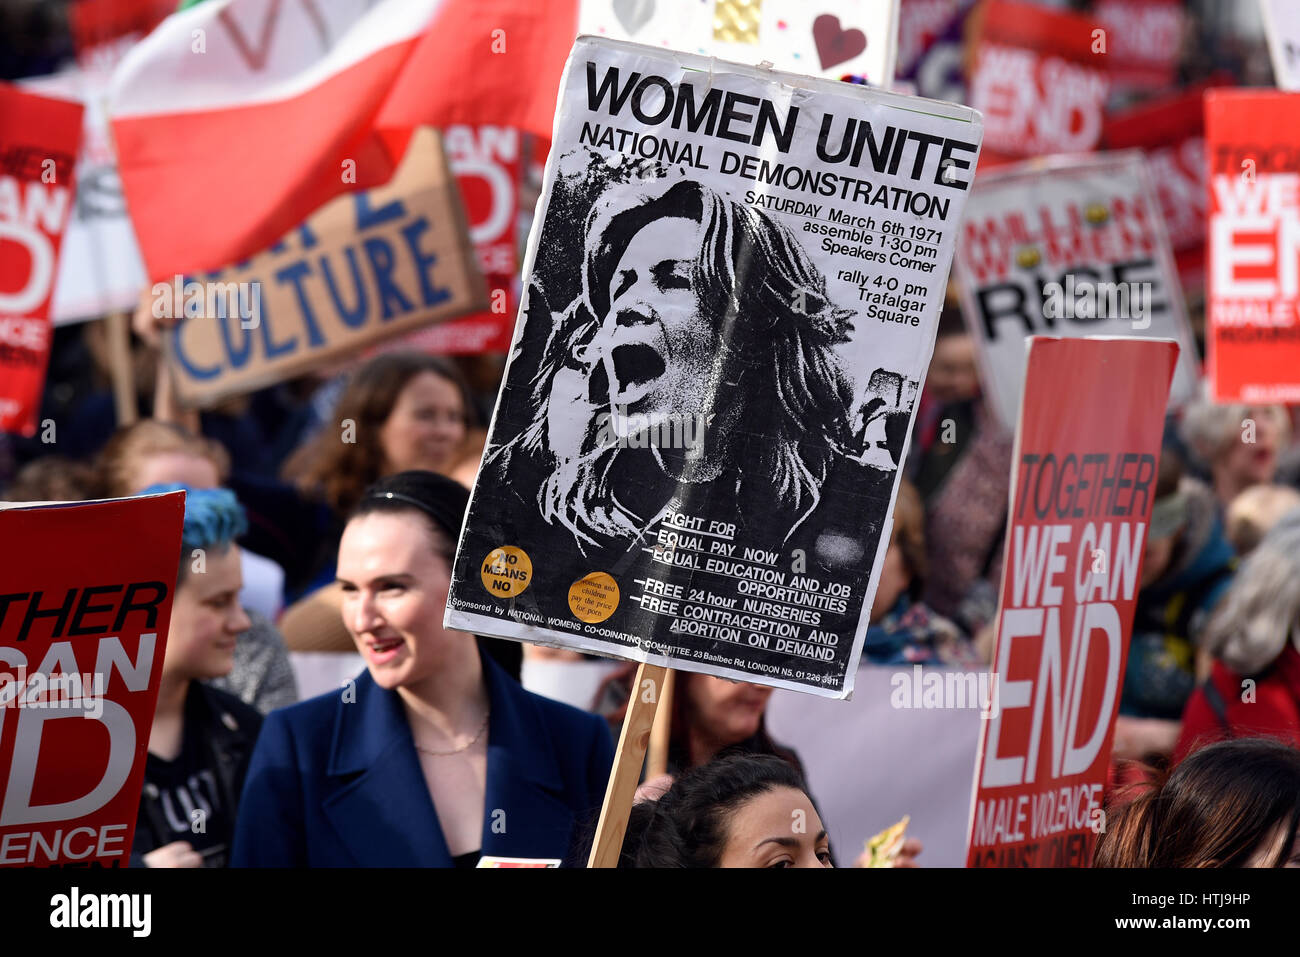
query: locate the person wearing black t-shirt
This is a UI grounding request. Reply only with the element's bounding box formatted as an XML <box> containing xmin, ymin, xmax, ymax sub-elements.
<box><xmin>131</xmin><ymin>485</ymin><xmax>263</xmax><ymax>868</ymax></box>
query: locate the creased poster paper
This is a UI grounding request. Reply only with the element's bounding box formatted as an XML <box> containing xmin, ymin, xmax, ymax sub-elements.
<box><xmin>446</xmin><ymin>36</ymin><xmax>981</xmax><ymax>698</ymax></box>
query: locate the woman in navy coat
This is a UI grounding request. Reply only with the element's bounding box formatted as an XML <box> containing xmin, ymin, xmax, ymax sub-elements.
<box><xmin>231</xmin><ymin>471</ymin><xmax>614</xmax><ymax>867</ymax></box>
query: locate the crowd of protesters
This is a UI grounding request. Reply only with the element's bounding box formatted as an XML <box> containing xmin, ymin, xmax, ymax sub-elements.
<box><xmin>4</xmin><ymin>1</ymin><xmax>1300</xmax><ymax>870</ymax></box>
<box><xmin>4</xmin><ymin>295</ymin><xmax>1300</xmax><ymax>867</ymax></box>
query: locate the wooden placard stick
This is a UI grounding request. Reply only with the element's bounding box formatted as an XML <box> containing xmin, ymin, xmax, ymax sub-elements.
<box><xmin>153</xmin><ymin>351</ymin><xmax>200</xmax><ymax>434</ymax></box>
<box><xmin>645</xmin><ymin>668</ymin><xmax>675</xmax><ymax>779</ymax></box>
<box><xmin>105</xmin><ymin>312</ymin><xmax>137</xmax><ymax>427</ymax></box>
<box><xmin>587</xmin><ymin>662</ymin><xmax>670</xmax><ymax>868</ymax></box>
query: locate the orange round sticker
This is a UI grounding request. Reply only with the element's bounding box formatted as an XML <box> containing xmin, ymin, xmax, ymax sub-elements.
<box><xmin>568</xmin><ymin>572</ymin><xmax>619</xmax><ymax>623</ymax></box>
<box><xmin>480</xmin><ymin>546</ymin><xmax>533</xmax><ymax>599</ymax></box>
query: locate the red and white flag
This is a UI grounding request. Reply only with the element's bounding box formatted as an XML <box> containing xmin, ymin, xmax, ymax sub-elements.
<box><xmin>110</xmin><ymin>0</ymin><xmax>577</xmax><ymax>281</ymax></box>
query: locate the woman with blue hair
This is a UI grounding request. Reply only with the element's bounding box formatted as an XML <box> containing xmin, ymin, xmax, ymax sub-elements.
<box><xmin>130</xmin><ymin>484</ymin><xmax>263</xmax><ymax>868</ymax></box>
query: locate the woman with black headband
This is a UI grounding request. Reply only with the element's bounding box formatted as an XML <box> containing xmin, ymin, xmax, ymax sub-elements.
<box><xmin>231</xmin><ymin>471</ymin><xmax>615</xmax><ymax>867</ymax></box>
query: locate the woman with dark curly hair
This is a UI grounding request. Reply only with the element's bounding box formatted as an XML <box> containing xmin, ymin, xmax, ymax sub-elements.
<box><xmin>600</xmin><ymin>753</ymin><xmax>921</xmax><ymax>869</ymax></box>
<box><xmin>617</xmin><ymin>754</ymin><xmax>833</xmax><ymax>868</ymax></box>
<box><xmin>269</xmin><ymin>352</ymin><xmax>478</xmax><ymax>607</ymax></box>
<box><xmin>283</xmin><ymin>352</ymin><xmax>476</xmax><ymax>516</ymax></box>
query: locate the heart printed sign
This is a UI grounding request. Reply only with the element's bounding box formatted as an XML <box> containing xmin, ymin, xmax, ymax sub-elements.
<box><xmin>813</xmin><ymin>13</ymin><xmax>867</xmax><ymax>70</ymax></box>
<box><xmin>579</xmin><ymin>1</ymin><xmax>897</xmax><ymax>86</ymax></box>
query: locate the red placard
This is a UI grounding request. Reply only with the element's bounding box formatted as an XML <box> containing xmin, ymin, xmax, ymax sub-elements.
<box><xmin>0</xmin><ymin>83</ymin><xmax>83</xmax><ymax>436</ymax></box>
<box><xmin>447</xmin><ymin>125</ymin><xmax>519</xmax><ymax>285</ymax></box>
<box><xmin>374</xmin><ymin>124</ymin><xmax>520</xmax><ymax>356</ymax></box>
<box><xmin>0</xmin><ymin>493</ymin><xmax>184</xmax><ymax>868</ymax></box>
<box><xmin>966</xmin><ymin>337</ymin><xmax>1177</xmax><ymax>867</ymax></box>
<box><xmin>69</xmin><ymin>0</ymin><xmax>174</xmax><ymax>69</ymax></box>
<box><xmin>389</xmin><ymin>312</ymin><xmax>514</xmax><ymax>355</ymax></box>
<box><xmin>968</xmin><ymin>0</ymin><xmax>1109</xmax><ymax>167</ymax></box>
<box><xmin>1104</xmin><ymin>86</ymin><xmax>1211</xmax><ymax>298</ymax></box>
<box><xmin>442</xmin><ymin>124</ymin><xmax>519</xmax><ymax>352</ymax></box>
<box><xmin>1205</xmin><ymin>89</ymin><xmax>1300</xmax><ymax>403</ymax></box>
<box><xmin>1091</xmin><ymin>0</ymin><xmax>1185</xmax><ymax>93</ymax></box>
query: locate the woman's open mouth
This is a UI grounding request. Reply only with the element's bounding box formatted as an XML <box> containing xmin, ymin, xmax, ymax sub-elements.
<box><xmin>366</xmin><ymin>636</ymin><xmax>405</xmax><ymax>665</ymax></box>
<box><xmin>606</xmin><ymin>342</ymin><xmax>667</xmax><ymax>406</ymax></box>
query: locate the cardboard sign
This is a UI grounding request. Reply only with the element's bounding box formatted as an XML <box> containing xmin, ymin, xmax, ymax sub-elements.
<box><xmin>579</xmin><ymin>0</ymin><xmax>900</xmax><ymax>86</ymax></box>
<box><xmin>1205</xmin><ymin>89</ymin><xmax>1300</xmax><ymax>403</ymax></box>
<box><xmin>1262</xmin><ymin>0</ymin><xmax>1300</xmax><ymax>92</ymax></box>
<box><xmin>954</xmin><ymin>151</ymin><xmax>1199</xmax><ymax>429</ymax></box>
<box><xmin>966</xmin><ymin>337</ymin><xmax>1177</xmax><ymax>868</ymax></box>
<box><xmin>1103</xmin><ymin>87</ymin><xmax>1208</xmax><ymax>299</ymax></box>
<box><xmin>0</xmin><ymin>83</ymin><xmax>83</xmax><ymax>436</ymax></box>
<box><xmin>0</xmin><ymin>493</ymin><xmax>184</xmax><ymax>868</ymax></box>
<box><xmin>163</xmin><ymin>127</ymin><xmax>488</xmax><ymax>406</ymax></box>
<box><xmin>968</xmin><ymin>0</ymin><xmax>1109</xmax><ymax>166</ymax></box>
<box><xmin>445</xmin><ymin>36</ymin><xmax>982</xmax><ymax>698</ymax></box>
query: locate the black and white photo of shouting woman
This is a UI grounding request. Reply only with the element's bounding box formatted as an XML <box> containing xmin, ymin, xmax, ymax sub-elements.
<box><xmin>471</xmin><ymin>164</ymin><xmax>908</xmax><ymax>576</ymax></box>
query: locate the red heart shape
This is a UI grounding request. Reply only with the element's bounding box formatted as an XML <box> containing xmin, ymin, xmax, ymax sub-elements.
<box><xmin>812</xmin><ymin>13</ymin><xmax>867</xmax><ymax>70</ymax></box>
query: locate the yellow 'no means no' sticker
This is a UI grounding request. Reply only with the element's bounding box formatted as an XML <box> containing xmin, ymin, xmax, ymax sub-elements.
<box><xmin>481</xmin><ymin>546</ymin><xmax>532</xmax><ymax>598</ymax></box>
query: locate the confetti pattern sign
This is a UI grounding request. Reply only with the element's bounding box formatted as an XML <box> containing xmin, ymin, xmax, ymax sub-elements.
<box><xmin>579</xmin><ymin>0</ymin><xmax>899</xmax><ymax>86</ymax></box>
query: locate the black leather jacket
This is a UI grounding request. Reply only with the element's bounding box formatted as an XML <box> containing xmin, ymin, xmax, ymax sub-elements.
<box><xmin>130</xmin><ymin>682</ymin><xmax>263</xmax><ymax>868</ymax></box>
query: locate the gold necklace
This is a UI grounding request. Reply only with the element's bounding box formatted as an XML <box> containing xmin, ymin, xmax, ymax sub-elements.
<box><xmin>413</xmin><ymin>711</ymin><xmax>490</xmax><ymax>757</ymax></box>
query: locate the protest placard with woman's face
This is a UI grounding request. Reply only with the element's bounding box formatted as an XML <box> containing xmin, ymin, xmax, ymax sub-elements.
<box><xmin>489</xmin><ymin>171</ymin><xmax>884</xmax><ymax>557</ymax></box>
